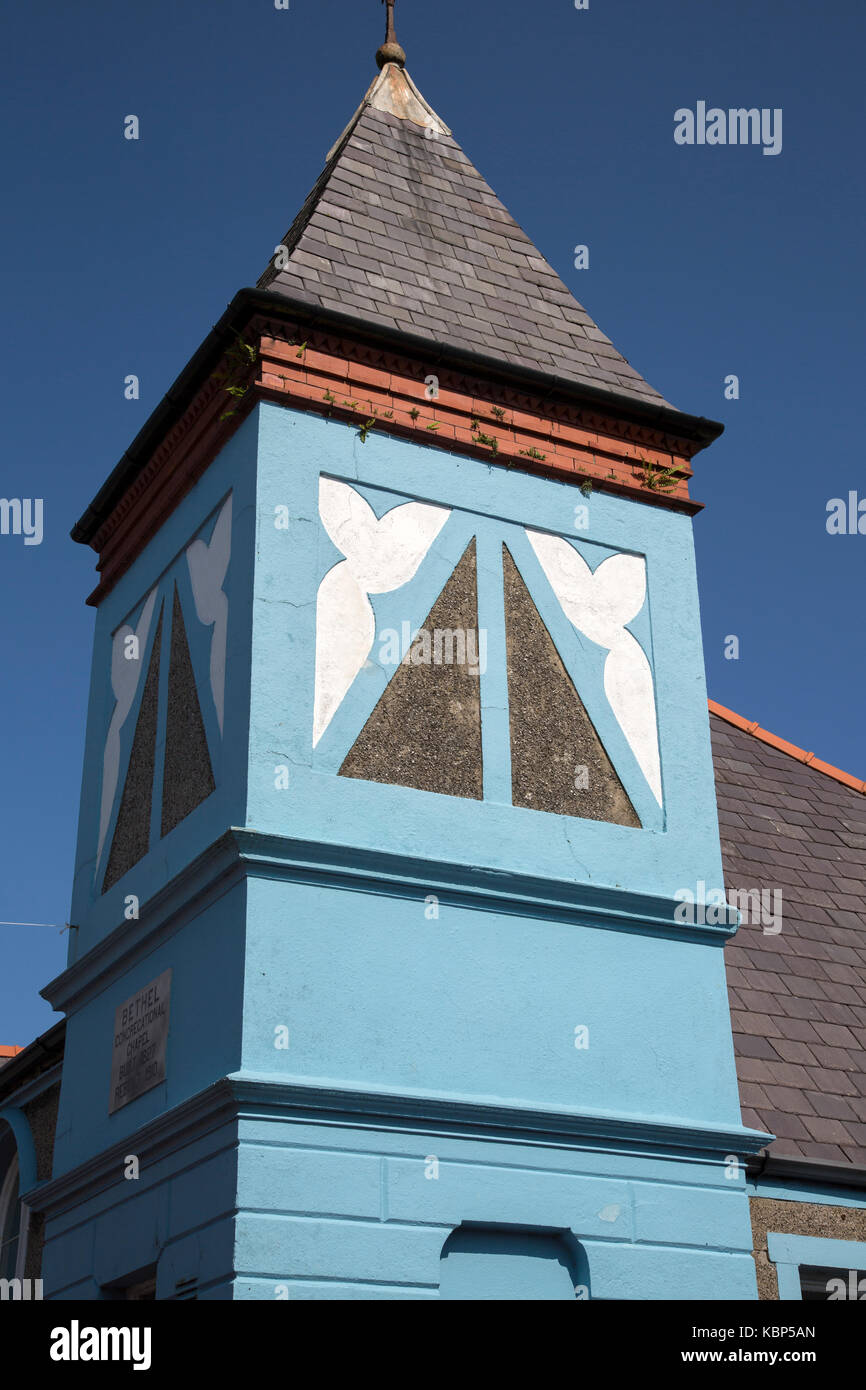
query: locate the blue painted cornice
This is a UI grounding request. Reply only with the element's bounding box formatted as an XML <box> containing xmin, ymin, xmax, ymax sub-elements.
<box><xmin>225</xmin><ymin>1070</ymin><xmax>771</xmax><ymax>1159</ymax></box>
<box><xmin>231</xmin><ymin>829</ymin><xmax>738</xmax><ymax>941</ymax></box>
<box><xmin>43</xmin><ymin>826</ymin><xmax>737</xmax><ymax>1014</ymax></box>
<box><xmin>27</xmin><ymin>1071</ymin><xmax>770</xmax><ymax>1217</ymax></box>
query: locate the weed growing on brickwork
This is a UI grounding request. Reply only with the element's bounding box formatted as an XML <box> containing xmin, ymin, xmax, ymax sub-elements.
<box><xmin>213</xmin><ymin>334</ymin><xmax>258</xmax><ymax>421</ymax></box>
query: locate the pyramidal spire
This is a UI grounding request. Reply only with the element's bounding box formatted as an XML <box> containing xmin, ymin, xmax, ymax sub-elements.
<box><xmin>257</xmin><ymin>9</ymin><xmax>671</xmax><ymax>409</ymax></box>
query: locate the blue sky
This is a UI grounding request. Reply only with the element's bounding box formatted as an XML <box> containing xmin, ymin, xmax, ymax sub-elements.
<box><xmin>1</xmin><ymin>0</ymin><xmax>863</xmax><ymax>1045</ymax></box>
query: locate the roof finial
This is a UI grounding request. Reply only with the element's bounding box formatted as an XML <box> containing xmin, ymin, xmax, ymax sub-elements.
<box><xmin>377</xmin><ymin>0</ymin><xmax>406</xmax><ymax>70</ymax></box>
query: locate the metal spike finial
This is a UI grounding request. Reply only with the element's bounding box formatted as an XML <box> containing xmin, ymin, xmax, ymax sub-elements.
<box><xmin>377</xmin><ymin>0</ymin><xmax>406</xmax><ymax>69</ymax></box>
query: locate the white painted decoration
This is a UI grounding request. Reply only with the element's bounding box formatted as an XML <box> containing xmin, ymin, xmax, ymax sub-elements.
<box><xmin>314</xmin><ymin>478</ymin><xmax>449</xmax><ymax>746</ymax></box>
<box><xmin>97</xmin><ymin>587</ymin><xmax>158</xmax><ymax>869</ymax></box>
<box><xmin>526</xmin><ymin>531</ymin><xmax>662</xmax><ymax>805</ymax></box>
<box><xmin>186</xmin><ymin>493</ymin><xmax>232</xmax><ymax>733</ymax></box>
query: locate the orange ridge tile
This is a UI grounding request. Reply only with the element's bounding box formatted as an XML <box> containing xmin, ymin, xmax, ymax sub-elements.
<box><xmin>708</xmin><ymin>699</ymin><xmax>866</xmax><ymax>794</ymax></box>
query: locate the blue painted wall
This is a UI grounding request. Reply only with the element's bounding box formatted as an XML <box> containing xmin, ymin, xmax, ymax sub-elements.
<box><xmin>67</xmin><ymin>415</ymin><xmax>258</xmax><ymax>960</ymax></box>
<box><xmin>40</xmin><ymin>399</ymin><xmax>764</xmax><ymax>1299</ymax></box>
<box><xmin>48</xmin><ymin>880</ymin><xmax>246</xmax><ymax>1180</ymax></box>
<box><xmin>248</xmin><ymin>404</ymin><xmax>725</xmax><ymax>900</ymax></box>
<box><xmin>42</xmin><ymin>1111</ymin><xmax>239</xmax><ymax>1300</ymax></box>
<box><xmin>229</xmin><ymin>1111</ymin><xmax>758</xmax><ymax>1300</ymax></box>
<box><xmin>243</xmin><ymin>874</ymin><xmax>742</xmax><ymax>1127</ymax></box>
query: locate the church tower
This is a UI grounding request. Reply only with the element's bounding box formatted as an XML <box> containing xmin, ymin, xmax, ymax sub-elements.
<box><xmin>37</xmin><ymin>8</ymin><xmax>764</xmax><ymax>1299</ymax></box>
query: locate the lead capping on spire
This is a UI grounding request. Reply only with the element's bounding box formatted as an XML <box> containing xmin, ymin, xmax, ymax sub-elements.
<box><xmin>325</xmin><ymin>2</ymin><xmax>449</xmax><ymax>159</ymax></box>
<box><xmin>377</xmin><ymin>0</ymin><xmax>406</xmax><ymax>70</ymax></box>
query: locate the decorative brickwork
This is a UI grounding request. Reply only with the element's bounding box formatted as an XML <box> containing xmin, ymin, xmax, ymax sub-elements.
<box><xmin>82</xmin><ymin>319</ymin><xmax>702</xmax><ymax>607</ymax></box>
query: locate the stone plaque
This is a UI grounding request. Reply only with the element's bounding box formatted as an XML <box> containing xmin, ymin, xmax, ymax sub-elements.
<box><xmin>109</xmin><ymin>969</ymin><xmax>171</xmax><ymax>1114</ymax></box>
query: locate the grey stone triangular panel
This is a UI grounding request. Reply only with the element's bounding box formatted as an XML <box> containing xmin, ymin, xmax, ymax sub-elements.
<box><xmin>161</xmin><ymin>585</ymin><xmax>216</xmax><ymax>837</ymax></box>
<box><xmin>339</xmin><ymin>540</ymin><xmax>483</xmax><ymax>799</ymax></box>
<box><xmin>103</xmin><ymin>607</ymin><xmax>164</xmax><ymax>892</ymax></box>
<box><xmin>503</xmin><ymin>546</ymin><xmax>640</xmax><ymax>826</ymax></box>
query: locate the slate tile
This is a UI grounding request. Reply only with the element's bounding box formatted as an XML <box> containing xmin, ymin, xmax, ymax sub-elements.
<box><xmin>805</xmin><ymin>1092</ymin><xmax>858</xmax><ymax>1122</ymax></box>
<box><xmin>785</xmin><ymin>976</ymin><xmax>830</xmax><ymax>1001</ymax></box>
<box><xmin>770</xmin><ymin>1038</ymin><xmax>819</xmax><ymax>1067</ymax></box>
<box><xmin>777</xmin><ymin>1017</ymin><xmax>822</xmax><ymax>1044</ymax></box>
<box><xmin>800</xmin><ymin>1142</ymin><xmax>848</xmax><ymax>1162</ymax></box>
<box><xmin>802</xmin><ymin>1115</ymin><xmax>855</xmax><ymax>1146</ymax></box>
<box><xmin>736</xmin><ymin>1056</ymin><xmax>777</xmax><ymax>1084</ymax></box>
<box><xmin>736</xmin><ymin>1034</ymin><xmax>781</xmax><ymax>1061</ymax></box>
<box><xmin>762</xmin><ymin>1110</ymin><xmax>812</xmax><ymax>1140</ymax></box>
<box><xmin>740</xmin><ymin>1107</ymin><xmax>765</xmax><ymax>1132</ymax></box>
<box><xmin>763</xmin><ymin>1085</ymin><xmax>815</xmax><ymax>1115</ymax></box>
<box><xmin>766</xmin><ymin>1136</ymin><xmax>806</xmax><ymax>1158</ymax></box>
<box><xmin>738</xmin><ymin>1081</ymin><xmax>773</xmax><ymax>1108</ymax></box>
<box><xmin>804</xmin><ymin>1066</ymin><xmax>859</xmax><ymax>1096</ymax></box>
<box><xmin>737</xmin><ymin>988</ymin><xmax>790</xmax><ymax>1015</ymax></box>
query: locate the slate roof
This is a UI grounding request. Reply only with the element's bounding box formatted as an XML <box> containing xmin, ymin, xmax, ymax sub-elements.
<box><xmin>258</xmin><ymin>64</ymin><xmax>673</xmax><ymax>409</ymax></box>
<box><xmin>712</xmin><ymin>707</ymin><xmax>866</xmax><ymax>1165</ymax></box>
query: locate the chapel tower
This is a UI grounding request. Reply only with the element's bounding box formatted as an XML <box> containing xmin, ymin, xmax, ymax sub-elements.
<box><xmin>36</xmin><ymin>7</ymin><xmax>763</xmax><ymax>1299</ymax></box>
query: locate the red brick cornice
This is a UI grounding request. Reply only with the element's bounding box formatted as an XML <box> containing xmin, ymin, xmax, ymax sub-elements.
<box><xmin>82</xmin><ymin>313</ymin><xmax>708</xmax><ymax>605</ymax></box>
<box><xmin>84</xmin><ymin>374</ymin><xmax>257</xmax><ymax>606</ymax></box>
<box><xmin>254</xmin><ymin>318</ymin><xmax>700</xmax><ymax>501</ymax></box>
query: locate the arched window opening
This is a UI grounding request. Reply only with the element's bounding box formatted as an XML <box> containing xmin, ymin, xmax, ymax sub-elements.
<box><xmin>0</xmin><ymin>1136</ymin><xmax>21</xmax><ymax>1281</ymax></box>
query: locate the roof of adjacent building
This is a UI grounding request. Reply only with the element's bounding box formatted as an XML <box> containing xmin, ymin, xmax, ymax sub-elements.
<box><xmin>0</xmin><ymin>1024</ymin><xmax>65</xmax><ymax>1096</ymax></box>
<box><xmin>257</xmin><ymin>61</ymin><xmax>673</xmax><ymax>410</ymax></box>
<box><xmin>711</xmin><ymin>703</ymin><xmax>866</xmax><ymax>1165</ymax></box>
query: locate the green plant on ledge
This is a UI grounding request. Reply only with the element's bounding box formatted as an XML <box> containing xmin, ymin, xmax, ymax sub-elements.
<box><xmin>213</xmin><ymin>334</ymin><xmax>258</xmax><ymax>421</ymax></box>
<box><xmin>474</xmin><ymin>430</ymin><xmax>499</xmax><ymax>456</ymax></box>
<box><xmin>634</xmin><ymin>458</ymin><xmax>682</xmax><ymax>493</ymax></box>
<box><xmin>520</xmin><ymin>446</ymin><xmax>547</xmax><ymax>462</ymax></box>
<box><xmin>358</xmin><ymin>418</ymin><xmax>377</xmax><ymax>443</ymax></box>
<box><xmin>469</xmin><ymin>417</ymin><xmax>500</xmax><ymax>457</ymax></box>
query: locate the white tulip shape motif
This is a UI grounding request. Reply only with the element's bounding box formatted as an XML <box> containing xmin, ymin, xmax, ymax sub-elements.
<box><xmin>526</xmin><ymin>531</ymin><xmax>662</xmax><ymax>805</ymax></box>
<box><xmin>186</xmin><ymin>493</ymin><xmax>232</xmax><ymax>734</ymax></box>
<box><xmin>97</xmin><ymin>587</ymin><xmax>158</xmax><ymax>869</ymax></box>
<box><xmin>314</xmin><ymin>479</ymin><xmax>450</xmax><ymax>746</ymax></box>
